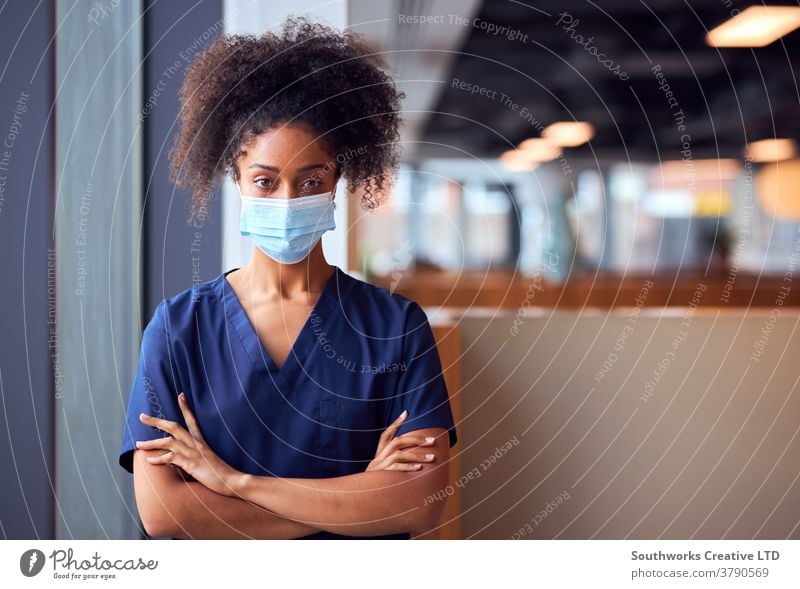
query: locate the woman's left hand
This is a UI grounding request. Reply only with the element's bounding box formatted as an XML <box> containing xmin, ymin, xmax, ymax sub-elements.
<box><xmin>137</xmin><ymin>392</ymin><xmax>241</xmax><ymax>498</ymax></box>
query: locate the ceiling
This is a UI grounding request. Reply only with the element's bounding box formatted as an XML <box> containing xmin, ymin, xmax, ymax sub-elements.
<box><xmin>350</xmin><ymin>0</ymin><xmax>483</xmax><ymax>159</ymax></box>
<box><xmin>413</xmin><ymin>0</ymin><xmax>800</xmax><ymax>163</ymax></box>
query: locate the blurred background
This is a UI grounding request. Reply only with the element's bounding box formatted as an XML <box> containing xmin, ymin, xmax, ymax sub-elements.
<box><xmin>1</xmin><ymin>0</ymin><xmax>799</xmax><ymax>540</ymax></box>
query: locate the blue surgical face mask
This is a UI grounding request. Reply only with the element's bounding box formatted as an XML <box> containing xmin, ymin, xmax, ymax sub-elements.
<box><xmin>238</xmin><ymin>186</ymin><xmax>336</xmax><ymax>264</ymax></box>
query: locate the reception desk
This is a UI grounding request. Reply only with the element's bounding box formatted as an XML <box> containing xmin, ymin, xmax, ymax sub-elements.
<box><xmin>424</xmin><ymin>307</ymin><xmax>800</xmax><ymax>539</ymax></box>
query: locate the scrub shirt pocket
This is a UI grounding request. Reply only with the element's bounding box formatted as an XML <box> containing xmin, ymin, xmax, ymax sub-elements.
<box><xmin>317</xmin><ymin>393</ymin><xmax>386</xmax><ymax>476</ymax></box>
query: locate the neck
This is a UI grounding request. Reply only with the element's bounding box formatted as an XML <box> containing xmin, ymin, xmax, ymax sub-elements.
<box><xmin>240</xmin><ymin>245</ymin><xmax>334</xmax><ymax>298</ymax></box>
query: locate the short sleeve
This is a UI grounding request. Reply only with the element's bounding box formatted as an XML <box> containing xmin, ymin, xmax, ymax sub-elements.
<box><xmin>118</xmin><ymin>300</ymin><xmax>184</xmax><ymax>474</ymax></box>
<box><xmin>385</xmin><ymin>302</ymin><xmax>458</xmax><ymax>448</ymax></box>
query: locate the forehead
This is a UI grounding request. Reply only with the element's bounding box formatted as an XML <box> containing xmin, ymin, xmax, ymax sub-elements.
<box><xmin>239</xmin><ymin>124</ymin><xmax>332</xmax><ymax>166</ymax></box>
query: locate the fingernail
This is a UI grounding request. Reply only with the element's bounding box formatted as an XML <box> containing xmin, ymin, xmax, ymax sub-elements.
<box><xmin>425</xmin><ymin>437</ymin><xmax>435</xmax><ymax>443</ymax></box>
<box><xmin>400</xmin><ymin>410</ymin><xmax>407</xmax><ymax>418</ymax></box>
<box><xmin>135</xmin><ymin>441</ymin><xmax>142</xmax><ymax>447</ymax></box>
<box><xmin>425</xmin><ymin>453</ymin><xmax>434</xmax><ymax>460</ymax></box>
<box><xmin>413</xmin><ymin>464</ymin><xmax>422</xmax><ymax>469</ymax></box>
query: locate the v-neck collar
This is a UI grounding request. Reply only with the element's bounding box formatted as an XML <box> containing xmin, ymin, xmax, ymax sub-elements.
<box><xmin>217</xmin><ymin>265</ymin><xmax>349</xmax><ymax>390</ymax></box>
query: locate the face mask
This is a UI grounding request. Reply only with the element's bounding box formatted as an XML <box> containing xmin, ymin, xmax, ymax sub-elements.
<box><xmin>238</xmin><ymin>187</ymin><xmax>336</xmax><ymax>264</ymax></box>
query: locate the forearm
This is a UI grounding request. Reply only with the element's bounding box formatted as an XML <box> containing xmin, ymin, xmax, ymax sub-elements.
<box><xmin>232</xmin><ymin>467</ymin><xmax>447</xmax><ymax>537</ymax></box>
<box><xmin>142</xmin><ymin>477</ymin><xmax>319</xmax><ymax>539</ymax></box>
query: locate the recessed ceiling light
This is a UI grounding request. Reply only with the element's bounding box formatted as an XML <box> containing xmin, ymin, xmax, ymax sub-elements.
<box><xmin>706</xmin><ymin>6</ymin><xmax>800</xmax><ymax>47</ymax></box>
<box><xmin>517</xmin><ymin>138</ymin><xmax>561</xmax><ymax>161</ymax></box>
<box><xmin>542</xmin><ymin>121</ymin><xmax>594</xmax><ymax>147</ymax></box>
<box><xmin>756</xmin><ymin>160</ymin><xmax>800</xmax><ymax>220</ymax></box>
<box><xmin>657</xmin><ymin>159</ymin><xmax>742</xmax><ymax>183</ymax></box>
<box><xmin>745</xmin><ymin>138</ymin><xmax>798</xmax><ymax>162</ymax></box>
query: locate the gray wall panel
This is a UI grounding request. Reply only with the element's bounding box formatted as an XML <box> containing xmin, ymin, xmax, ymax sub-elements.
<box><xmin>142</xmin><ymin>0</ymin><xmax>222</xmax><ymax>321</ymax></box>
<box><xmin>0</xmin><ymin>0</ymin><xmax>56</xmax><ymax>540</ymax></box>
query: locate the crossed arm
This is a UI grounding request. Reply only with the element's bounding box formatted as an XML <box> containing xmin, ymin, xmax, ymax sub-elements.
<box><xmin>228</xmin><ymin>429</ymin><xmax>449</xmax><ymax>537</ymax></box>
<box><xmin>133</xmin><ymin>449</ymin><xmax>319</xmax><ymax>539</ymax></box>
<box><xmin>132</xmin><ymin>396</ymin><xmax>451</xmax><ymax>539</ymax></box>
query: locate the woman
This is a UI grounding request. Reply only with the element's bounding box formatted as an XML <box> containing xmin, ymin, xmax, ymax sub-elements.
<box><xmin>118</xmin><ymin>17</ymin><xmax>457</xmax><ymax>540</ymax></box>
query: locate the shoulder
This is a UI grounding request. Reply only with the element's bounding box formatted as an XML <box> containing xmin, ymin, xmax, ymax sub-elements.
<box><xmin>147</xmin><ymin>274</ymin><xmax>227</xmax><ymax>335</ymax></box>
<box><xmin>336</xmin><ymin>270</ymin><xmax>435</xmax><ymax>346</ymax></box>
<box><xmin>338</xmin><ymin>269</ymin><xmax>425</xmax><ymax>324</ymax></box>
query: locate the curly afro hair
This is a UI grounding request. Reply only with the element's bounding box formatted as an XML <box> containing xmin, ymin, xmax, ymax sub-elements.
<box><xmin>168</xmin><ymin>16</ymin><xmax>405</xmax><ymax>221</ymax></box>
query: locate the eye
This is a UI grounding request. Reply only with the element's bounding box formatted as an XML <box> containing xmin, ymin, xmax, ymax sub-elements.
<box><xmin>254</xmin><ymin>178</ymin><xmax>274</xmax><ymax>189</ymax></box>
<box><xmin>299</xmin><ymin>177</ymin><xmax>322</xmax><ymax>192</ymax></box>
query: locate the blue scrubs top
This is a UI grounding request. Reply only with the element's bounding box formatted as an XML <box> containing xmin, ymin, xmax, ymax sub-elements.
<box><xmin>119</xmin><ymin>265</ymin><xmax>457</xmax><ymax>540</ymax></box>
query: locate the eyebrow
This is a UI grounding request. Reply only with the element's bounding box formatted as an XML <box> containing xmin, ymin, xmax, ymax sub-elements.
<box><xmin>246</xmin><ymin>163</ymin><xmax>327</xmax><ymax>173</ymax></box>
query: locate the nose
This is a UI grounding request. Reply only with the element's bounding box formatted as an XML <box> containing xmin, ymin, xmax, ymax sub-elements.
<box><xmin>273</xmin><ymin>181</ymin><xmax>294</xmax><ymax>200</ymax></box>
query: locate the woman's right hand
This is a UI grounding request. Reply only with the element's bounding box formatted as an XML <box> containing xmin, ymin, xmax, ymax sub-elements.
<box><xmin>366</xmin><ymin>410</ymin><xmax>437</xmax><ymax>472</ymax></box>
